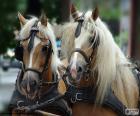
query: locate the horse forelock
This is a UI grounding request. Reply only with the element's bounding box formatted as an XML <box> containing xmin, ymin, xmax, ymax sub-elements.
<box><xmin>19</xmin><ymin>17</ymin><xmax>38</xmax><ymax>40</ymax></box>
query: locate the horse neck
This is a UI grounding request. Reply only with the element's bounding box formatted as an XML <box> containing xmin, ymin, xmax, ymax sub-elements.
<box><xmin>77</xmin><ymin>77</ymin><xmax>97</xmax><ymax>88</ymax></box>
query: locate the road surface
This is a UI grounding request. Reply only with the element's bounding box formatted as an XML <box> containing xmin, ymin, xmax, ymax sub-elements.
<box><xmin>0</xmin><ymin>67</ymin><xmax>19</xmax><ymax>112</ymax></box>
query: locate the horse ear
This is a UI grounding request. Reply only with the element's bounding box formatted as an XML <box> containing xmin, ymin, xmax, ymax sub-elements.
<box><xmin>18</xmin><ymin>12</ymin><xmax>26</xmax><ymax>26</ymax></box>
<box><xmin>71</xmin><ymin>4</ymin><xmax>79</xmax><ymax>20</ymax></box>
<box><xmin>92</xmin><ymin>6</ymin><xmax>99</xmax><ymax>21</ymax></box>
<box><xmin>40</xmin><ymin>12</ymin><xmax>47</xmax><ymax>26</ymax></box>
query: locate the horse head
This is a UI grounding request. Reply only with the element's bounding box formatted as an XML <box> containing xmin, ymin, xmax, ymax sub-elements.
<box><xmin>64</xmin><ymin>7</ymin><xmax>99</xmax><ymax>87</ymax></box>
<box><xmin>15</xmin><ymin>12</ymin><xmax>60</xmax><ymax>100</ymax></box>
<box><xmin>61</xmin><ymin>5</ymin><xmax>139</xmax><ymax>108</ymax></box>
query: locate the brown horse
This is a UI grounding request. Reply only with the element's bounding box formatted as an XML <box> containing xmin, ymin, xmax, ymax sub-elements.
<box><xmin>10</xmin><ymin>13</ymin><xmax>69</xmax><ymax>116</ymax></box>
<box><xmin>61</xmin><ymin>5</ymin><xmax>140</xmax><ymax>116</ymax></box>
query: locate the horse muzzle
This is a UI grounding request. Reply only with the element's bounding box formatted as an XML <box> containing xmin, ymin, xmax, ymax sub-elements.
<box><xmin>20</xmin><ymin>71</ymin><xmax>40</xmax><ymax>100</ymax></box>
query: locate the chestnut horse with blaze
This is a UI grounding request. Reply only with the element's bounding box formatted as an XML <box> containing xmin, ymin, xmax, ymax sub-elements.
<box><xmin>8</xmin><ymin>13</ymin><xmax>70</xmax><ymax>116</ymax></box>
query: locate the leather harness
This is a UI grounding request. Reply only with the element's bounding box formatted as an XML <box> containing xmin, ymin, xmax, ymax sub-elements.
<box><xmin>64</xmin><ymin>58</ymin><xmax>140</xmax><ymax>116</ymax></box>
<box><xmin>63</xmin><ymin>14</ymin><xmax>140</xmax><ymax>116</ymax></box>
<box><xmin>9</xmin><ymin>79</ymin><xmax>71</xmax><ymax>116</ymax></box>
<box><xmin>9</xmin><ymin>16</ymin><xmax>140</xmax><ymax>116</ymax></box>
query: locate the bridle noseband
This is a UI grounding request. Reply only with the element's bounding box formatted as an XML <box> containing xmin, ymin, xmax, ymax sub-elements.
<box><xmin>70</xmin><ymin>48</ymin><xmax>90</xmax><ymax>65</ymax></box>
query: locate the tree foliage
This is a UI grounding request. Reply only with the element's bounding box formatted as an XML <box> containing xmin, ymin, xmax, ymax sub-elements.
<box><xmin>0</xmin><ymin>0</ymin><xmax>62</xmax><ymax>54</ymax></box>
<box><xmin>42</xmin><ymin>0</ymin><xmax>61</xmax><ymax>23</ymax></box>
<box><xmin>0</xmin><ymin>0</ymin><xmax>18</xmax><ymax>54</ymax></box>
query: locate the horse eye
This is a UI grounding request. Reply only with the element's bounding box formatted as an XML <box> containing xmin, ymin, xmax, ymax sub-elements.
<box><xmin>89</xmin><ymin>36</ymin><xmax>94</xmax><ymax>43</ymax></box>
<box><xmin>42</xmin><ymin>45</ymin><xmax>48</xmax><ymax>52</ymax></box>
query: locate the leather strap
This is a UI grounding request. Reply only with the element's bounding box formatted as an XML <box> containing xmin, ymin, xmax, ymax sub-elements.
<box><xmin>9</xmin><ymin>82</ymin><xmax>71</xmax><ymax>116</ymax></box>
<box><xmin>71</xmin><ymin>48</ymin><xmax>90</xmax><ymax>64</ymax></box>
<box><xmin>75</xmin><ymin>13</ymin><xmax>85</xmax><ymax>38</ymax></box>
<box><xmin>65</xmin><ymin>84</ymin><xmax>126</xmax><ymax>115</ymax></box>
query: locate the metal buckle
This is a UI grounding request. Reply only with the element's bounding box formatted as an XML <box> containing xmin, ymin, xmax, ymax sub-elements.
<box><xmin>17</xmin><ymin>100</ymin><xmax>24</xmax><ymax>108</ymax></box>
<box><xmin>71</xmin><ymin>93</ymin><xmax>83</xmax><ymax>103</ymax></box>
<box><xmin>76</xmin><ymin>93</ymin><xmax>83</xmax><ymax>100</ymax></box>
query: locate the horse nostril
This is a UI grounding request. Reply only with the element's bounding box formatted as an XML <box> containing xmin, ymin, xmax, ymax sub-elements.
<box><xmin>78</xmin><ymin>66</ymin><xmax>82</xmax><ymax>72</ymax></box>
<box><xmin>21</xmin><ymin>80</ymin><xmax>26</xmax><ymax>88</ymax></box>
<box><xmin>30</xmin><ymin>80</ymin><xmax>37</xmax><ymax>87</ymax></box>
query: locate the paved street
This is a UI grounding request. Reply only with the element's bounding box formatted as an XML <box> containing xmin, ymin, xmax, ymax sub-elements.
<box><xmin>0</xmin><ymin>67</ymin><xmax>19</xmax><ymax>112</ymax></box>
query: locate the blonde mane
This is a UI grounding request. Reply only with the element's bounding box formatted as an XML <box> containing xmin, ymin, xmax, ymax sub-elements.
<box><xmin>18</xmin><ymin>17</ymin><xmax>61</xmax><ymax>72</ymax></box>
<box><xmin>61</xmin><ymin>12</ymin><xmax>139</xmax><ymax>108</ymax></box>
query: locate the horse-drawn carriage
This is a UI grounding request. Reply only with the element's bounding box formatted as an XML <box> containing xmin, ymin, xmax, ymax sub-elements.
<box><xmin>8</xmin><ymin>4</ymin><xmax>140</xmax><ymax>116</ymax></box>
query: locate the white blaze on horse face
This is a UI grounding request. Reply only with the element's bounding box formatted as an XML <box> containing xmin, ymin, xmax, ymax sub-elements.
<box><xmin>70</xmin><ymin>53</ymin><xmax>78</xmax><ymax>78</ymax></box>
<box><xmin>28</xmin><ymin>37</ymin><xmax>41</xmax><ymax>68</ymax></box>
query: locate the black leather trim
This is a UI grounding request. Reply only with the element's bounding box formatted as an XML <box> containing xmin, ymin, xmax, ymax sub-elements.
<box><xmin>65</xmin><ymin>84</ymin><xmax>126</xmax><ymax>115</ymax></box>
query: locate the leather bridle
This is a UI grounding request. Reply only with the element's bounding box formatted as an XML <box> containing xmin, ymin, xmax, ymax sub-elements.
<box><xmin>66</xmin><ymin>14</ymin><xmax>100</xmax><ymax>85</ymax></box>
<box><xmin>15</xmin><ymin>20</ymin><xmax>58</xmax><ymax>89</ymax></box>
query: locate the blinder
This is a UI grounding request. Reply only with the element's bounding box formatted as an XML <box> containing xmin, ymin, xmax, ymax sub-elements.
<box><xmin>90</xmin><ymin>32</ymin><xmax>100</xmax><ymax>49</ymax></box>
<box><xmin>42</xmin><ymin>39</ymin><xmax>52</xmax><ymax>56</ymax></box>
<box><xmin>42</xmin><ymin>39</ymin><xmax>53</xmax><ymax>71</ymax></box>
<box><xmin>15</xmin><ymin>44</ymin><xmax>23</xmax><ymax>61</ymax></box>
<box><xmin>14</xmin><ymin>20</ymin><xmax>39</xmax><ymax>62</ymax></box>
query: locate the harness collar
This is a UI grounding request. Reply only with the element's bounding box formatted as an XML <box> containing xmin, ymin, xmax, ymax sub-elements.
<box><xmin>10</xmin><ymin>81</ymin><xmax>71</xmax><ymax>116</ymax></box>
<box><xmin>64</xmin><ymin>81</ymin><xmax>126</xmax><ymax>115</ymax></box>
<box><xmin>63</xmin><ymin>66</ymin><xmax>140</xmax><ymax>115</ymax></box>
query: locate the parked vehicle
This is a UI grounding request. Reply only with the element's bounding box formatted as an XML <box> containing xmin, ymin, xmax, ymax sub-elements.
<box><xmin>0</xmin><ymin>55</ymin><xmax>21</xmax><ymax>71</ymax></box>
<box><xmin>2</xmin><ymin>59</ymin><xmax>11</xmax><ymax>71</ymax></box>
